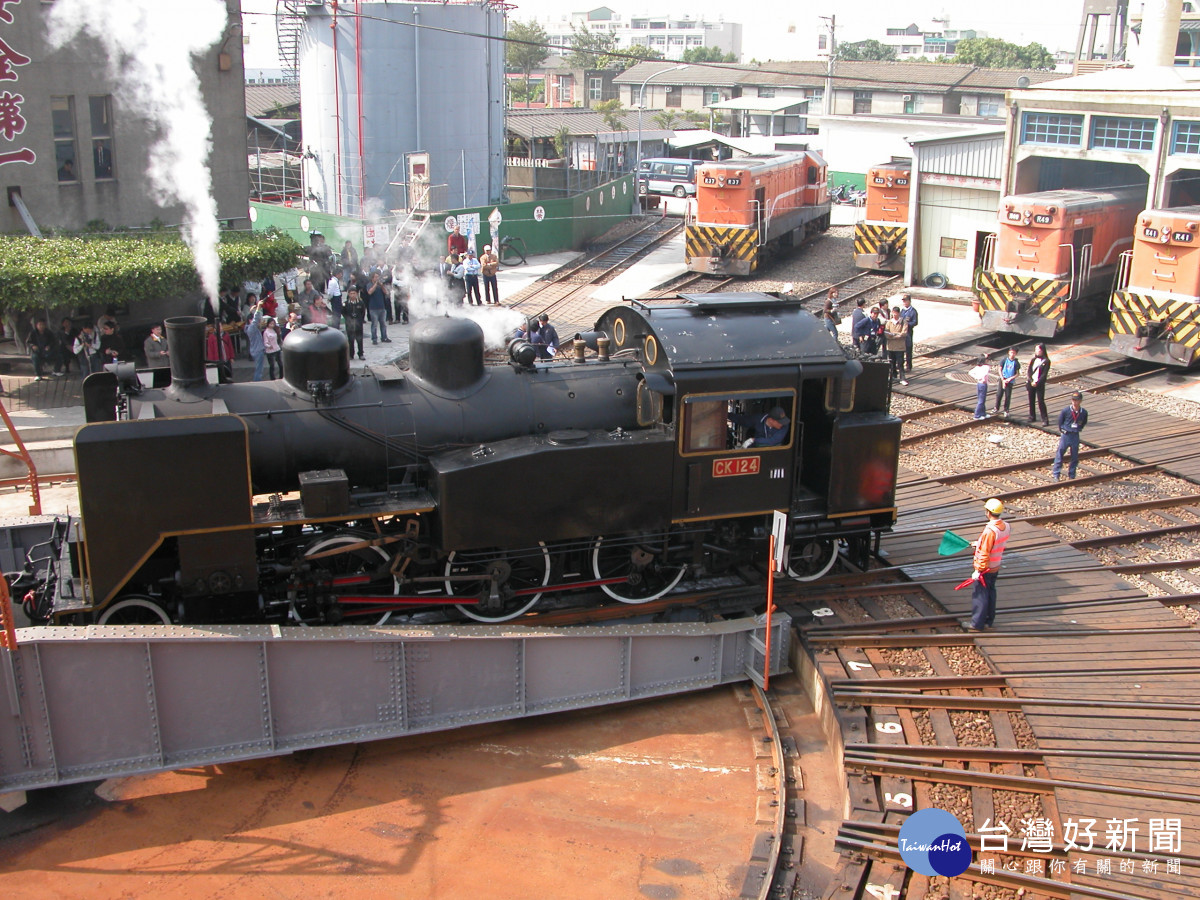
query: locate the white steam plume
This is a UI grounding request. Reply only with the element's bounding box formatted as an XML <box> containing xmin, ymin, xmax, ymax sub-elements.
<box><xmin>394</xmin><ymin>263</ymin><xmax>524</xmax><ymax>349</ymax></box>
<box><xmin>47</xmin><ymin>0</ymin><xmax>228</xmax><ymax>310</ymax></box>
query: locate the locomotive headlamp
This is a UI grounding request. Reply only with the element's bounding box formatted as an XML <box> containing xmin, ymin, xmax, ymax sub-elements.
<box><xmin>1048</xmin><ymin>206</ymin><xmax>1057</xmax><ymax>214</ymax></box>
<box><xmin>1189</xmin><ymin>222</ymin><xmax>1197</xmax><ymax>231</ymax></box>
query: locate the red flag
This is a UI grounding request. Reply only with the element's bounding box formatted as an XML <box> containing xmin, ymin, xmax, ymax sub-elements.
<box><xmin>954</xmin><ymin>577</ymin><xmax>975</xmax><ymax>590</ymax></box>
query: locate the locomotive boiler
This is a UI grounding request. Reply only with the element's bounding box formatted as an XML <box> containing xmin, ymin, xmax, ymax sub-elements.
<box><xmin>686</xmin><ymin>151</ymin><xmax>831</xmax><ymax>276</ymax></box>
<box><xmin>853</xmin><ymin>161</ymin><xmax>910</xmax><ymax>272</ymax></box>
<box><xmin>35</xmin><ymin>295</ymin><xmax>901</xmax><ymax>627</ymax></box>
<box><xmin>975</xmin><ymin>187</ymin><xmax>1142</xmax><ymax>337</ymax></box>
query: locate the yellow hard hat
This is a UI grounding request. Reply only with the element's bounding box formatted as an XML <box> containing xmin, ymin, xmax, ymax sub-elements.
<box><xmin>985</xmin><ymin>498</ymin><xmax>1004</xmax><ymax>515</ymax></box>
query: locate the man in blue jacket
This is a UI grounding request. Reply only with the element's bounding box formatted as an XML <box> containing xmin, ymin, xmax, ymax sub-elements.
<box><xmin>899</xmin><ymin>294</ymin><xmax>918</xmax><ymax>370</ymax></box>
<box><xmin>730</xmin><ymin>405</ymin><xmax>790</xmax><ymax>447</ymax></box>
<box><xmin>1051</xmin><ymin>392</ymin><xmax>1088</xmax><ymax>481</ymax></box>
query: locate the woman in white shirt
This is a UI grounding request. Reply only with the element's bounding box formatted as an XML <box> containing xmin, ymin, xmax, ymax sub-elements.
<box><xmin>969</xmin><ymin>355</ymin><xmax>991</xmax><ymax>419</ymax></box>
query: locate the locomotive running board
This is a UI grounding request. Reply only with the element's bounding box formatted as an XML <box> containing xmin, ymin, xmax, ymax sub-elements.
<box><xmin>0</xmin><ymin>616</ymin><xmax>790</xmax><ymax>794</ymax></box>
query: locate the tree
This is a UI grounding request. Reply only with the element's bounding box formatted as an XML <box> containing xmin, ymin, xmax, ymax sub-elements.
<box><xmin>627</xmin><ymin>43</ymin><xmax>664</xmax><ymax>62</ymax></box>
<box><xmin>0</xmin><ymin>230</ymin><xmax>304</xmax><ymax>341</ymax></box>
<box><xmin>506</xmin><ymin>20</ymin><xmax>550</xmax><ymax>107</ymax></box>
<box><xmin>565</xmin><ymin>26</ymin><xmax>624</xmax><ymax>70</ymax></box>
<box><xmin>594</xmin><ymin>99</ymin><xmax>625</xmax><ymax>132</ymax></box>
<box><xmin>508</xmin><ymin>78</ymin><xmax>544</xmax><ymax>106</ymax></box>
<box><xmin>552</xmin><ymin>125</ymin><xmax>571</xmax><ymax>159</ymax></box>
<box><xmin>835</xmin><ymin>40</ymin><xmax>897</xmax><ymax>62</ymax></box>
<box><xmin>680</xmin><ymin>46</ymin><xmax>738</xmax><ymax>64</ymax></box>
<box><xmin>951</xmin><ymin>37</ymin><xmax>1055</xmax><ymax>70</ymax></box>
<box><xmin>652</xmin><ymin>110</ymin><xmax>684</xmax><ymax>129</ymax></box>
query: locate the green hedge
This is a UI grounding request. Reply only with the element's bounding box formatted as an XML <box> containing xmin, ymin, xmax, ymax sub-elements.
<box><xmin>0</xmin><ymin>230</ymin><xmax>305</xmax><ymax>315</ymax></box>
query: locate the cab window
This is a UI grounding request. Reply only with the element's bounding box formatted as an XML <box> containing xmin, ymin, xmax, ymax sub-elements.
<box><xmin>681</xmin><ymin>393</ymin><xmax>795</xmax><ymax>454</ymax></box>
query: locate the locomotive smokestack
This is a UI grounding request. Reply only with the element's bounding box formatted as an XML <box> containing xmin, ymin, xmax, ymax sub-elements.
<box><xmin>165</xmin><ymin>315</ymin><xmax>208</xmax><ymax>389</ymax></box>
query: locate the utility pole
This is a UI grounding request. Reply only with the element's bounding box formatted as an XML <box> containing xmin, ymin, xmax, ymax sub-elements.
<box><xmin>820</xmin><ymin>15</ymin><xmax>836</xmax><ymax>118</ymax></box>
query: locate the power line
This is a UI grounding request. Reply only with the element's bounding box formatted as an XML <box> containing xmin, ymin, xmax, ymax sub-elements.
<box><xmin>241</xmin><ymin>9</ymin><xmax>1051</xmax><ymax>91</ymax></box>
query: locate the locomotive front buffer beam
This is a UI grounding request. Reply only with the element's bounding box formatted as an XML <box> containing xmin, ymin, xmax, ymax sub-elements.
<box><xmin>0</xmin><ymin>616</ymin><xmax>790</xmax><ymax>797</ymax></box>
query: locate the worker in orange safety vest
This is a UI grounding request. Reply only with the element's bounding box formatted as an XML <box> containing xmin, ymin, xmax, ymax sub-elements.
<box><xmin>966</xmin><ymin>498</ymin><xmax>1010</xmax><ymax>632</ymax></box>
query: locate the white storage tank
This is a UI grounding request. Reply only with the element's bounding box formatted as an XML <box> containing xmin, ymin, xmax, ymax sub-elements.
<box><xmin>297</xmin><ymin>1</ymin><xmax>506</xmax><ymax>216</ymax></box>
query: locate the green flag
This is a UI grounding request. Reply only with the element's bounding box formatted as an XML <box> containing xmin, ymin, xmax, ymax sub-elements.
<box><xmin>937</xmin><ymin>530</ymin><xmax>971</xmax><ymax>556</ymax></box>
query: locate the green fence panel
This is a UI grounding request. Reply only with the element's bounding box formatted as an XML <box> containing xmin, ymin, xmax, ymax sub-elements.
<box><xmin>828</xmin><ymin>170</ymin><xmax>867</xmax><ymax>191</ymax></box>
<box><xmin>249</xmin><ymin>203</ymin><xmax>364</xmax><ymax>248</ymax></box>
<box><xmin>253</xmin><ymin>174</ymin><xmax>635</xmax><ymax>265</ymax></box>
<box><xmin>421</xmin><ymin>174</ymin><xmax>635</xmax><ymax>261</ymax></box>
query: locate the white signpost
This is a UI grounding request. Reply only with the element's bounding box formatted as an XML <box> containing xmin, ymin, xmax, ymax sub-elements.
<box><xmin>363</xmin><ymin>223</ymin><xmax>390</xmax><ymax>249</ymax></box>
<box><xmin>488</xmin><ymin>207</ymin><xmax>502</xmax><ymax>251</ymax></box>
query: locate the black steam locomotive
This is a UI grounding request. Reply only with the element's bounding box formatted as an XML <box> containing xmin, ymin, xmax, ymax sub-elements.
<box><xmin>32</xmin><ymin>294</ymin><xmax>901</xmax><ymax>626</ymax></box>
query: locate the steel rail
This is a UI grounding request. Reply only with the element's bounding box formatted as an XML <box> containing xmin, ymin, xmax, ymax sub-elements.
<box><xmin>1069</xmin><ymin>521</ymin><xmax>1200</xmax><ymax>548</ymax></box>
<box><xmin>832</xmin><ymin>832</ymin><xmax>1152</xmax><ymax>900</ymax></box>
<box><xmin>829</xmin><ymin>666</ymin><xmax>1200</xmax><ymax>688</ymax></box>
<box><xmin>846</xmin><ymin>742</ymin><xmax>1200</xmax><ymax>764</ymax></box>
<box><xmin>806</xmin><ymin>625</ymin><xmax>1195</xmax><ymax>648</ymax></box>
<box><xmin>894</xmin><ymin>492</ymin><xmax>1200</xmax><ymax>534</ymax></box>
<box><xmin>895</xmin><ymin>420</ymin><xmax>1200</xmax><ymax>486</ymax></box>
<box><xmin>842</xmin><ymin>819</ymin><xmax>1200</xmax><ymax>869</ymax></box>
<box><xmin>833</xmin><ymin>689</ymin><xmax>1200</xmax><ymax>715</ymax></box>
<box><xmin>844</xmin><ymin>756</ymin><xmax>1200</xmax><ymax>805</ymax></box>
<box><xmin>748</xmin><ymin>682</ymin><xmax>786</xmax><ymax>900</ymax></box>
<box><xmin>896</xmin><ymin>357</ymin><xmax>1161</xmax><ymax>423</ymax></box>
<box><xmin>533</xmin><ymin>222</ymin><xmax>685</xmax><ymax>318</ymax></box>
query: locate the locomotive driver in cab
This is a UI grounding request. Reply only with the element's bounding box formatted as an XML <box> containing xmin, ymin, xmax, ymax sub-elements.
<box><xmin>729</xmin><ymin>405</ymin><xmax>790</xmax><ymax>448</ymax></box>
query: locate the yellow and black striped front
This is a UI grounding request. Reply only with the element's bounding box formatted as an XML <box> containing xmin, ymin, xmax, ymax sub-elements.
<box><xmin>976</xmin><ymin>271</ymin><xmax>1070</xmax><ymax>337</ymax></box>
<box><xmin>852</xmin><ymin>223</ymin><xmax>907</xmax><ymax>271</ymax></box>
<box><xmin>686</xmin><ymin>224</ymin><xmax>759</xmax><ymax>275</ymax></box>
<box><xmin>1109</xmin><ymin>291</ymin><xmax>1200</xmax><ymax>367</ymax></box>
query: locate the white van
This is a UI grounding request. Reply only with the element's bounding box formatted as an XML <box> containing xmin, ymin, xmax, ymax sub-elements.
<box><xmin>637</xmin><ymin>158</ymin><xmax>700</xmax><ymax>198</ymax></box>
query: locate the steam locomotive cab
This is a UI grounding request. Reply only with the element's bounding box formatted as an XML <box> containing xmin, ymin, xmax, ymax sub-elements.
<box><xmin>45</xmin><ymin>295</ymin><xmax>900</xmax><ymax>627</ymax></box>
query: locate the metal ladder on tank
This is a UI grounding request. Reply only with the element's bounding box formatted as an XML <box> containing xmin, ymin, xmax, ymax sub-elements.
<box><xmin>385</xmin><ymin>210</ymin><xmax>431</xmax><ymax>262</ymax></box>
<box><xmin>372</xmin><ymin>394</ymin><xmax>423</xmax><ymax>495</ymax></box>
<box><xmin>275</xmin><ymin>1</ymin><xmax>304</xmax><ymax>84</ymax></box>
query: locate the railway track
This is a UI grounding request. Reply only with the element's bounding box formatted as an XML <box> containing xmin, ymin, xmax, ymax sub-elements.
<box><xmin>759</xmin><ymin>331</ymin><xmax>1200</xmax><ymax>898</ymax></box>
<box><xmin>506</xmin><ymin>218</ymin><xmax>683</xmax><ymax>324</ymax></box>
<box><xmin>786</xmin><ymin>528</ymin><xmax>1200</xmax><ymax>898</ymax></box>
<box><xmin>802</xmin><ymin>270</ymin><xmax>902</xmax><ymax>308</ymax></box>
<box><xmin>647</xmin><ymin>271</ymin><xmax>737</xmax><ymax>297</ymax></box>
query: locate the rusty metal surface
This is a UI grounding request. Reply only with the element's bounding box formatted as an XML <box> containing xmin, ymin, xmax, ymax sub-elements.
<box><xmin>0</xmin><ymin>688</ymin><xmax>763</xmax><ymax>899</ymax></box>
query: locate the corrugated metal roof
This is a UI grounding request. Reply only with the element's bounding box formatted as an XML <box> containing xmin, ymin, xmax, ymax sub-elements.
<box><xmin>614</xmin><ymin>61</ymin><xmax>745</xmax><ymax>87</ymax></box>
<box><xmin>505</xmin><ymin>108</ymin><xmax>672</xmax><ymax>139</ymax></box>
<box><xmin>614</xmin><ymin>60</ymin><xmax>1068</xmax><ymax>94</ymax></box>
<box><xmin>708</xmin><ymin>96</ymin><xmax>810</xmax><ymax>112</ymax></box>
<box><xmin>245</xmin><ymin>84</ymin><xmax>300</xmax><ymax>118</ymax></box>
<box><xmin>916</xmin><ymin>134</ymin><xmax>1005</xmax><ymax>180</ymax></box>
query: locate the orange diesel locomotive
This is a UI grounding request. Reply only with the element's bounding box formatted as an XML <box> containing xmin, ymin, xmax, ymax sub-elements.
<box><xmin>1109</xmin><ymin>206</ymin><xmax>1200</xmax><ymax>368</ymax></box>
<box><xmin>685</xmin><ymin>151</ymin><xmax>830</xmax><ymax>276</ymax></box>
<box><xmin>975</xmin><ymin>187</ymin><xmax>1142</xmax><ymax>337</ymax></box>
<box><xmin>853</xmin><ymin>161</ymin><xmax>910</xmax><ymax>271</ymax></box>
